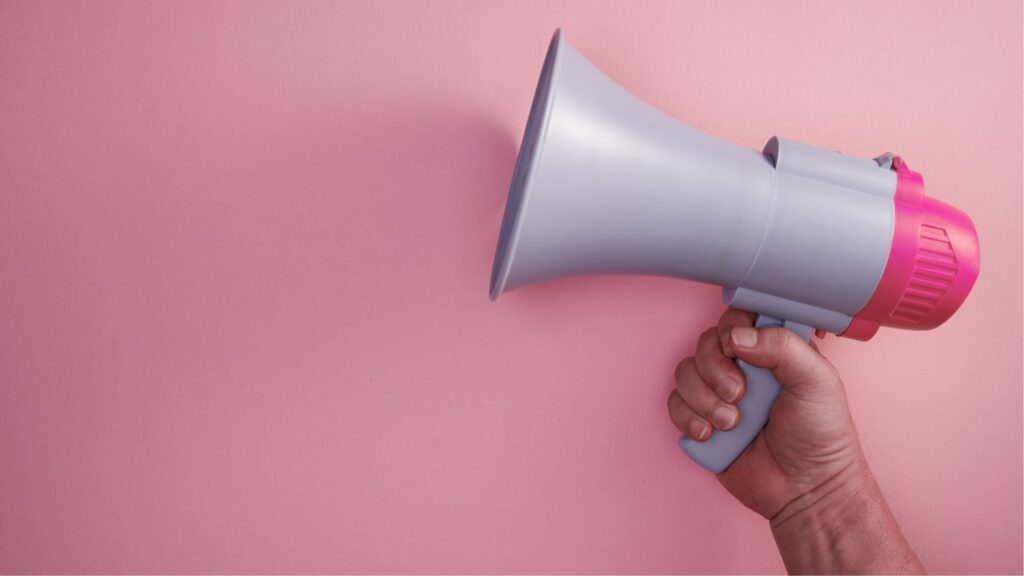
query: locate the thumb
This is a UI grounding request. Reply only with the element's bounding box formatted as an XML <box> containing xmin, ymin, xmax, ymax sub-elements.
<box><xmin>729</xmin><ymin>326</ymin><xmax>840</xmax><ymax>395</ymax></box>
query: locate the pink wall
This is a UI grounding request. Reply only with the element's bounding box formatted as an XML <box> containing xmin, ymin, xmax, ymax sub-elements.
<box><xmin>1</xmin><ymin>1</ymin><xmax>1020</xmax><ymax>573</ymax></box>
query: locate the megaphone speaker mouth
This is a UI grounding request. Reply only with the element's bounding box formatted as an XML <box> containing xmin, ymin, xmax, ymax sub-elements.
<box><xmin>489</xmin><ymin>30</ymin><xmax>562</xmax><ymax>301</ymax></box>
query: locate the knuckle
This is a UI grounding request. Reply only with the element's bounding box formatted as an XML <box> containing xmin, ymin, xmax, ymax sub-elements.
<box><xmin>713</xmin><ymin>360</ymin><xmax>740</xmax><ymax>391</ymax></box>
<box><xmin>674</xmin><ymin>356</ymin><xmax>695</xmax><ymax>381</ymax></box>
<box><xmin>668</xmin><ymin>402</ymin><xmax>691</xmax><ymax>429</ymax></box>
<box><xmin>723</xmin><ymin>307</ymin><xmax>756</xmax><ymax>326</ymax></box>
<box><xmin>693</xmin><ymin>402</ymin><xmax>716</xmax><ymax>420</ymax></box>
<box><xmin>716</xmin><ymin>322</ymin><xmax>730</xmax><ymax>340</ymax></box>
<box><xmin>676</xmin><ymin>409</ymin><xmax>694</xmax><ymax>427</ymax></box>
<box><xmin>717</xmin><ymin>330</ymin><xmax>734</xmax><ymax>357</ymax></box>
<box><xmin>698</xmin><ymin>328</ymin><xmax>722</xmax><ymax>357</ymax></box>
<box><xmin>681</xmin><ymin>381</ymin><xmax>717</xmax><ymax>416</ymax></box>
<box><xmin>704</xmin><ymin>396</ymin><xmax>728</xmax><ymax>417</ymax></box>
<box><xmin>699</xmin><ymin>358</ymin><xmax>728</xmax><ymax>389</ymax></box>
<box><xmin>678</xmin><ymin>373</ymin><xmax>708</xmax><ymax>401</ymax></box>
<box><xmin>775</xmin><ymin>328</ymin><xmax>805</xmax><ymax>354</ymax></box>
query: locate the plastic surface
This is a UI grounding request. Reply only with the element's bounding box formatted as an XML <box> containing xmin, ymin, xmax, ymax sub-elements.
<box><xmin>844</xmin><ymin>157</ymin><xmax>981</xmax><ymax>339</ymax></box>
<box><xmin>753</xmin><ymin>138</ymin><xmax>896</xmax><ymax>317</ymax></box>
<box><xmin>678</xmin><ymin>315</ymin><xmax>814</xmax><ymax>473</ymax></box>
<box><xmin>489</xmin><ymin>31</ymin><xmax>904</xmax><ymax>335</ymax></box>
<box><xmin>489</xmin><ymin>29</ymin><xmax>775</xmax><ymax>299</ymax></box>
<box><xmin>722</xmin><ymin>286</ymin><xmax>851</xmax><ymax>333</ymax></box>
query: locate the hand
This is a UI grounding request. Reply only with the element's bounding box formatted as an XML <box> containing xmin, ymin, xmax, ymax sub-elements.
<box><xmin>667</xmin><ymin>308</ymin><xmax>925</xmax><ymax>573</ymax></box>
<box><xmin>667</xmin><ymin>308</ymin><xmax>863</xmax><ymax>519</ymax></box>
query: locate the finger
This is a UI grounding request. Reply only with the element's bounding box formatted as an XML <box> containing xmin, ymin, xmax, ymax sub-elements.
<box><xmin>717</xmin><ymin>308</ymin><xmax>757</xmax><ymax>358</ymax></box>
<box><xmin>729</xmin><ymin>326</ymin><xmax>840</xmax><ymax>396</ymax></box>
<box><xmin>694</xmin><ymin>327</ymin><xmax>745</xmax><ymax>402</ymax></box>
<box><xmin>674</xmin><ymin>357</ymin><xmax>739</xmax><ymax>430</ymax></box>
<box><xmin>668</xmin><ymin>390</ymin><xmax>712</xmax><ymax>441</ymax></box>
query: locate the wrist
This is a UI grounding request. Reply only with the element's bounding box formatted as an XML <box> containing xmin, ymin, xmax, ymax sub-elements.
<box><xmin>771</xmin><ymin>458</ymin><xmax>925</xmax><ymax>574</ymax></box>
<box><xmin>770</xmin><ymin>456</ymin><xmax>873</xmax><ymax>530</ymax></box>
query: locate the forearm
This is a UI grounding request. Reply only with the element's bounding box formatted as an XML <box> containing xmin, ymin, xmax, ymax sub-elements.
<box><xmin>770</xmin><ymin>461</ymin><xmax>925</xmax><ymax>575</ymax></box>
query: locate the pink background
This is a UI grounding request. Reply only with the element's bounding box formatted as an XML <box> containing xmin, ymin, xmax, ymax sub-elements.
<box><xmin>1</xmin><ymin>1</ymin><xmax>1021</xmax><ymax>573</ymax></box>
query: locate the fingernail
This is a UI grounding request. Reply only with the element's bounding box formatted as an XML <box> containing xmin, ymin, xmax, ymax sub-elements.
<box><xmin>689</xmin><ymin>420</ymin><xmax>709</xmax><ymax>440</ymax></box>
<box><xmin>719</xmin><ymin>377</ymin><xmax>741</xmax><ymax>402</ymax></box>
<box><xmin>732</xmin><ymin>327</ymin><xmax>758</xmax><ymax>349</ymax></box>
<box><xmin>712</xmin><ymin>405</ymin><xmax>738</xmax><ymax>429</ymax></box>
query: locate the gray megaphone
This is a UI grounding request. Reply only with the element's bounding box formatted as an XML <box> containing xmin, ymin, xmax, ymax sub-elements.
<box><xmin>490</xmin><ymin>30</ymin><xmax>980</xmax><ymax>473</ymax></box>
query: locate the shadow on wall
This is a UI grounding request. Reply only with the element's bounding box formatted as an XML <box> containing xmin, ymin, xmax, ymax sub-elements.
<box><xmin>228</xmin><ymin>101</ymin><xmax>521</xmax><ymax>317</ymax></box>
<box><xmin>283</xmin><ymin>100</ymin><xmax>723</xmax><ymax>317</ymax></box>
<box><xmin>240</xmin><ymin>96</ymin><xmax>724</xmax><ymax>356</ymax></box>
<box><xmin>334</xmin><ymin>103</ymin><xmax>520</xmax><ymax>300</ymax></box>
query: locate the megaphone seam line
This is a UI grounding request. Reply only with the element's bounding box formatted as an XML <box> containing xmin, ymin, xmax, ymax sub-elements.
<box><xmin>733</xmin><ymin>151</ymin><xmax>781</xmax><ymax>293</ymax></box>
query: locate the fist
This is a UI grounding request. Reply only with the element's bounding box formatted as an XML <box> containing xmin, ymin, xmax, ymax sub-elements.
<box><xmin>667</xmin><ymin>308</ymin><xmax>867</xmax><ymax>520</ymax></box>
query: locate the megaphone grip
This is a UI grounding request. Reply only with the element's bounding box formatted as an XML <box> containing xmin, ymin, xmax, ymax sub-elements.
<box><xmin>678</xmin><ymin>315</ymin><xmax>814</xmax><ymax>473</ymax></box>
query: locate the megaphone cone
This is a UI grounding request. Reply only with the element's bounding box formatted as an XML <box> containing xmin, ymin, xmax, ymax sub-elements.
<box><xmin>490</xmin><ymin>29</ymin><xmax>776</xmax><ymax>301</ymax></box>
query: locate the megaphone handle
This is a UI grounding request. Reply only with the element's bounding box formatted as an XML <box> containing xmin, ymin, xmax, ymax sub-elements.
<box><xmin>678</xmin><ymin>314</ymin><xmax>814</xmax><ymax>473</ymax></box>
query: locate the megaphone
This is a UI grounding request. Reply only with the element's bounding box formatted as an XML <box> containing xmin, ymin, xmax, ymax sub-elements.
<box><xmin>490</xmin><ymin>30</ymin><xmax>981</xmax><ymax>473</ymax></box>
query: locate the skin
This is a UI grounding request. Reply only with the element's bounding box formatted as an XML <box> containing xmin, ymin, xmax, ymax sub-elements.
<box><xmin>668</xmin><ymin>308</ymin><xmax>926</xmax><ymax>575</ymax></box>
